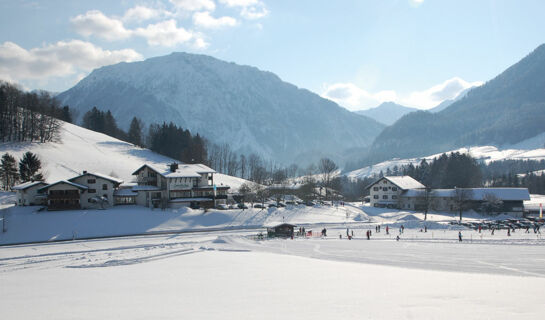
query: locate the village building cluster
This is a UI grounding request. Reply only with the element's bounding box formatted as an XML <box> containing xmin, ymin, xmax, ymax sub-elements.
<box><xmin>12</xmin><ymin>163</ymin><xmax>229</xmax><ymax>210</ymax></box>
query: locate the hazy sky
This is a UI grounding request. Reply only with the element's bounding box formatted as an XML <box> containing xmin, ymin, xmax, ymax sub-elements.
<box><xmin>1</xmin><ymin>0</ymin><xmax>544</xmax><ymax>110</ymax></box>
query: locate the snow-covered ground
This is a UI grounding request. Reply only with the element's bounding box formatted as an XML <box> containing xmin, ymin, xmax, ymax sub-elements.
<box><xmin>347</xmin><ymin>145</ymin><xmax>545</xmax><ymax>179</ymax></box>
<box><xmin>1</xmin><ymin>227</ymin><xmax>544</xmax><ymax>319</ymax></box>
<box><xmin>0</xmin><ymin>121</ymin><xmax>249</xmax><ymax>190</ymax></box>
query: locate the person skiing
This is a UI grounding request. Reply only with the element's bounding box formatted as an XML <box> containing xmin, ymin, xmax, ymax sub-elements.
<box><xmin>366</xmin><ymin>230</ymin><xmax>370</xmax><ymax>240</ymax></box>
<box><xmin>478</xmin><ymin>225</ymin><xmax>482</xmax><ymax>233</ymax></box>
<box><xmin>491</xmin><ymin>227</ymin><xmax>495</xmax><ymax>235</ymax></box>
<box><xmin>424</xmin><ymin>225</ymin><xmax>427</xmax><ymax>233</ymax></box>
<box><xmin>458</xmin><ymin>231</ymin><xmax>462</xmax><ymax>242</ymax></box>
<box><xmin>396</xmin><ymin>235</ymin><xmax>400</xmax><ymax>241</ymax></box>
<box><xmin>386</xmin><ymin>225</ymin><xmax>389</xmax><ymax>235</ymax></box>
<box><xmin>507</xmin><ymin>229</ymin><xmax>511</xmax><ymax>237</ymax></box>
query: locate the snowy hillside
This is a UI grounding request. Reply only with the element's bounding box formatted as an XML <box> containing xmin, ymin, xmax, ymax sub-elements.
<box><xmin>0</xmin><ymin>121</ymin><xmax>248</xmax><ymax>189</ymax></box>
<box><xmin>347</xmin><ymin>145</ymin><xmax>545</xmax><ymax>180</ymax></box>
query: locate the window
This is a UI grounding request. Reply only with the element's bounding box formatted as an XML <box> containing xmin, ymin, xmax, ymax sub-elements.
<box><xmin>383</xmin><ymin>180</ymin><xmax>387</xmax><ymax>184</ymax></box>
<box><xmin>392</xmin><ymin>187</ymin><xmax>398</xmax><ymax>191</ymax></box>
<box><xmin>102</xmin><ymin>184</ymin><xmax>108</xmax><ymax>190</ymax></box>
<box><xmin>88</xmin><ymin>189</ymin><xmax>96</xmax><ymax>193</ymax></box>
<box><xmin>373</xmin><ymin>195</ymin><xmax>379</xmax><ymax>199</ymax></box>
<box><xmin>392</xmin><ymin>195</ymin><xmax>398</xmax><ymax>199</ymax></box>
<box><xmin>383</xmin><ymin>195</ymin><xmax>388</xmax><ymax>199</ymax></box>
<box><xmin>87</xmin><ymin>179</ymin><xmax>96</xmax><ymax>184</ymax></box>
<box><xmin>373</xmin><ymin>187</ymin><xmax>379</xmax><ymax>191</ymax></box>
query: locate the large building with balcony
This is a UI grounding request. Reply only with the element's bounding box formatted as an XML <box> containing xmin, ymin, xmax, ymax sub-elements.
<box><xmin>130</xmin><ymin>163</ymin><xmax>230</xmax><ymax>208</ymax></box>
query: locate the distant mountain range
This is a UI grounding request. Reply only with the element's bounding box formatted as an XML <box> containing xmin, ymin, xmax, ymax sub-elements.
<box><xmin>354</xmin><ymin>102</ymin><xmax>418</xmax><ymax>125</ymax></box>
<box><xmin>362</xmin><ymin>43</ymin><xmax>545</xmax><ymax>166</ymax></box>
<box><xmin>57</xmin><ymin>52</ymin><xmax>384</xmax><ymax>165</ymax></box>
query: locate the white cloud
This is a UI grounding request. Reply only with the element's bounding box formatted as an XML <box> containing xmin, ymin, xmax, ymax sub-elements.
<box><xmin>409</xmin><ymin>0</ymin><xmax>425</xmax><ymax>7</ymax></box>
<box><xmin>123</xmin><ymin>6</ymin><xmax>164</xmax><ymax>22</ymax></box>
<box><xmin>322</xmin><ymin>77</ymin><xmax>483</xmax><ymax>111</ymax></box>
<box><xmin>219</xmin><ymin>0</ymin><xmax>259</xmax><ymax>7</ymax></box>
<box><xmin>193</xmin><ymin>11</ymin><xmax>238</xmax><ymax>29</ymax></box>
<box><xmin>322</xmin><ymin>83</ymin><xmax>397</xmax><ymax>111</ymax></box>
<box><xmin>170</xmin><ymin>0</ymin><xmax>216</xmax><ymax>11</ymax></box>
<box><xmin>0</xmin><ymin>40</ymin><xmax>142</xmax><ymax>81</ymax></box>
<box><xmin>71</xmin><ymin>10</ymin><xmax>131</xmax><ymax>41</ymax></box>
<box><xmin>402</xmin><ymin>77</ymin><xmax>483</xmax><ymax>109</ymax></box>
<box><xmin>219</xmin><ymin>0</ymin><xmax>268</xmax><ymax>20</ymax></box>
<box><xmin>240</xmin><ymin>5</ymin><xmax>269</xmax><ymax>20</ymax></box>
<box><xmin>134</xmin><ymin>19</ymin><xmax>194</xmax><ymax>47</ymax></box>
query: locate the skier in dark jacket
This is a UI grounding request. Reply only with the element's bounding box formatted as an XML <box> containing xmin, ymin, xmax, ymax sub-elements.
<box><xmin>458</xmin><ymin>231</ymin><xmax>462</xmax><ymax>242</ymax></box>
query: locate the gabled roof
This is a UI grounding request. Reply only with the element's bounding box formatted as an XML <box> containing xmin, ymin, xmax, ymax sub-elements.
<box><xmin>38</xmin><ymin>180</ymin><xmax>88</xmax><ymax>192</ymax></box>
<box><xmin>69</xmin><ymin>172</ymin><xmax>123</xmax><ymax>184</ymax></box>
<box><xmin>402</xmin><ymin>188</ymin><xmax>530</xmax><ymax>201</ymax></box>
<box><xmin>366</xmin><ymin>176</ymin><xmax>425</xmax><ymax>190</ymax></box>
<box><xmin>12</xmin><ymin>181</ymin><xmax>48</xmax><ymax>190</ymax></box>
<box><xmin>132</xmin><ymin>163</ymin><xmax>216</xmax><ymax>178</ymax></box>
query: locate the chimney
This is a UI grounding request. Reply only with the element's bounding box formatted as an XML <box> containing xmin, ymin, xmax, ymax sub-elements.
<box><xmin>169</xmin><ymin>162</ymin><xmax>179</xmax><ymax>172</ymax></box>
<box><xmin>83</xmin><ymin>170</ymin><xmax>87</xmax><ymax>174</ymax></box>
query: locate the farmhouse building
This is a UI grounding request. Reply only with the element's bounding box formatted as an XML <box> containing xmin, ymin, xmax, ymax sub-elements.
<box><xmin>366</xmin><ymin>176</ymin><xmax>425</xmax><ymax>208</ymax></box>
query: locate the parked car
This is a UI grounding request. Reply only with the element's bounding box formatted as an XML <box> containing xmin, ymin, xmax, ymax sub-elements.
<box><xmin>216</xmin><ymin>204</ymin><xmax>229</xmax><ymax>210</ymax></box>
<box><xmin>228</xmin><ymin>204</ymin><xmax>238</xmax><ymax>209</ymax></box>
<box><xmin>277</xmin><ymin>202</ymin><xmax>286</xmax><ymax>207</ymax></box>
<box><xmin>305</xmin><ymin>201</ymin><xmax>315</xmax><ymax>206</ymax></box>
<box><xmin>237</xmin><ymin>203</ymin><xmax>249</xmax><ymax>209</ymax></box>
<box><xmin>254</xmin><ymin>203</ymin><xmax>264</xmax><ymax>208</ymax></box>
<box><xmin>268</xmin><ymin>203</ymin><xmax>277</xmax><ymax>208</ymax></box>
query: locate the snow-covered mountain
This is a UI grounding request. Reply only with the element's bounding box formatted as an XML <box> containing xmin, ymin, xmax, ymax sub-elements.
<box><xmin>56</xmin><ymin>52</ymin><xmax>384</xmax><ymax>165</ymax></box>
<box><xmin>354</xmin><ymin>102</ymin><xmax>418</xmax><ymax>125</ymax></box>
<box><xmin>346</xmin><ymin>145</ymin><xmax>545</xmax><ymax>180</ymax></box>
<box><xmin>0</xmin><ymin>121</ymin><xmax>248</xmax><ymax>189</ymax></box>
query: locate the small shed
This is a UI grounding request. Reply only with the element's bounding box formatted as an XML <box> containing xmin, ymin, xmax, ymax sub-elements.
<box><xmin>267</xmin><ymin>223</ymin><xmax>296</xmax><ymax>238</ymax></box>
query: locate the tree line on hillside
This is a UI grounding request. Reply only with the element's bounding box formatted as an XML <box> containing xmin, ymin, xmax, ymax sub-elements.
<box><xmin>0</xmin><ymin>151</ymin><xmax>44</xmax><ymax>190</ymax></box>
<box><xmin>0</xmin><ymin>82</ymin><xmax>73</xmax><ymax>143</ymax></box>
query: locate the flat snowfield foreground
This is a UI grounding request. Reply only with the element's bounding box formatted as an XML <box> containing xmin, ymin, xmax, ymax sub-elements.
<box><xmin>1</xmin><ymin>230</ymin><xmax>545</xmax><ymax>320</ymax></box>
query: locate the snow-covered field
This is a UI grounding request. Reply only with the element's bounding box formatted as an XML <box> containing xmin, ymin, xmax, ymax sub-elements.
<box><xmin>0</xmin><ymin>201</ymin><xmax>372</xmax><ymax>245</ymax></box>
<box><xmin>0</xmin><ymin>121</ymin><xmax>249</xmax><ymax>189</ymax></box>
<box><xmin>347</xmin><ymin>145</ymin><xmax>545</xmax><ymax>179</ymax></box>
<box><xmin>1</xmin><ymin>226</ymin><xmax>544</xmax><ymax>319</ymax></box>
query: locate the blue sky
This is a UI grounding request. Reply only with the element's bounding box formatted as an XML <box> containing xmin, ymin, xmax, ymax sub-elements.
<box><xmin>1</xmin><ymin>0</ymin><xmax>544</xmax><ymax>110</ymax></box>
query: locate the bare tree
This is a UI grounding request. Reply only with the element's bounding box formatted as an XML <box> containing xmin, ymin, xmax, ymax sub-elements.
<box><xmin>453</xmin><ymin>188</ymin><xmax>473</xmax><ymax>222</ymax></box>
<box><xmin>481</xmin><ymin>193</ymin><xmax>503</xmax><ymax>214</ymax></box>
<box><xmin>318</xmin><ymin>158</ymin><xmax>338</xmax><ymax>200</ymax></box>
<box><xmin>415</xmin><ymin>187</ymin><xmax>434</xmax><ymax>220</ymax></box>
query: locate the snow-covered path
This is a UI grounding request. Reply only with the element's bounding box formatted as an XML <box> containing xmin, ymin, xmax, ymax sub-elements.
<box><xmin>1</xmin><ymin>229</ymin><xmax>545</xmax><ymax>319</ymax></box>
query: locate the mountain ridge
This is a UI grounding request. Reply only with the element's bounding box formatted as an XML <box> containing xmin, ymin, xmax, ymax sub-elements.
<box><xmin>363</xmin><ymin>43</ymin><xmax>545</xmax><ymax>166</ymax></box>
<box><xmin>57</xmin><ymin>52</ymin><xmax>385</xmax><ymax>165</ymax></box>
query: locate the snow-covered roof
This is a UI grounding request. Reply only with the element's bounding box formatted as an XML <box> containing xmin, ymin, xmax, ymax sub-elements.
<box><xmin>132</xmin><ymin>163</ymin><xmax>216</xmax><ymax>178</ymax></box>
<box><xmin>366</xmin><ymin>176</ymin><xmax>425</xmax><ymax>190</ymax></box>
<box><xmin>69</xmin><ymin>172</ymin><xmax>124</xmax><ymax>184</ymax></box>
<box><xmin>38</xmin><ymin>180</ymin><xmax>89</xmax><ymax>192</ymax></box>
<box><xmin>402</xmin><ymin>188</ymin><xmax>530</xmax><ymax>201</ymax></box>
<box><xmin>12</xmin><ymin>181</ymin><xmax>47</xmax><ymax>190</ymax></box>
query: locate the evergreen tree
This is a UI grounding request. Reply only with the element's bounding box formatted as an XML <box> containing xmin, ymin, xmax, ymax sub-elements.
<box><xmin>127</xmin><ymin>117</ymin><xmax>143</xmax><ymax>146</ymax></box>
<box><xmin>19</xmin><ymin>151</ymin><xmax>43</xmax><ymax>182</ymax></box>
<box><xmin>1</xmin><ymin>153</ymin><xmax>19</xmax><ymax>189</ymax></box>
